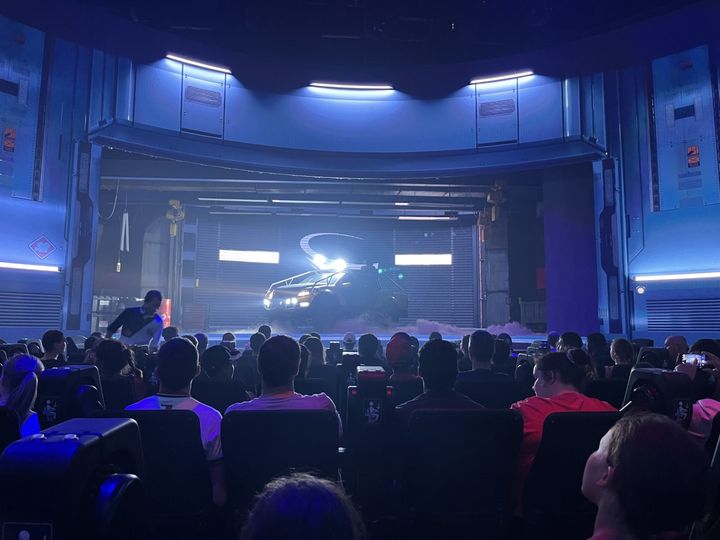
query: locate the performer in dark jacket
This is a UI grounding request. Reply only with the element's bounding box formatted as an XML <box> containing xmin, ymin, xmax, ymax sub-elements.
<box><xmin>106</xmin><ymin>290</ymin><xmax>164</xmax><ymax>350</ymax></box>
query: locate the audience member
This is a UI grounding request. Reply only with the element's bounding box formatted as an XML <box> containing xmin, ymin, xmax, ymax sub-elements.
<box><xmin>557</xmin><ymin>331</ymin><xmax>583</xmax><ymax>352</ymax></box>
<box><xmin>386</xmin><ymin>336</ymin><xmax>419</xmax><ymax>382</ymax></box>
<box><xmin>587</xmin><ymin>333</ymin><xmax>613</xmax><ymax>373</ymax></box>
<box><xmin>665</xmin><ymin>335</ymin><xmax>689</xmax><ymax>366</ymax></box>
<box><xmin>547</xmin><ymin>331</ymin><xmax>560</xmax><ymax>351</ymax></box>
<box><xmin>95</xmin><ymin>339</ymin><xmax>145</xmax><ymax>397</ymax></box>
<box><xmin>568</xmin><ymin>347</ymin><xmax>599</xmax><ymax>383</ymax></box>
<box><xmin>40</xmin><ymin>330</ymin><xmax>66</xmax><ymax>369</ymax></box>
<box><xmin>258</xmin><ymin>325</ymin><xmax>272</xmax><ymax>341</ymax></box>
<box><xmin>221</xmin><ymin>332</ymin><xmax>241</xmax><ymax>358</ymax></box>
<box><xmin>0</xmin><ymin>354</ymin><xmax>44</xmax><ymax>436</ymax></box>
<box><xmin>194</xmin><ymin>332</ymin><xmax>209</xmax><ymax>355</ymax></box>
<box><xmin>497</xmin><ymin>333</ymin><xmax>513</xmax><ymax>350</ymax></box>
<box><xmin>182</xmin><ymin>334</ymin><xmax>199</xmax><ymax>348</ymax></box>
<box><xmin>608</xmin><ymin>338</ymin><xmax>634</xmax><ymax>379</ymax></box>
<box><xmin>297</xmin><ymin>345</ymin><xmax>310</xmax><ymax>380</ymax></box>
<box><xmin>240</xmin><ymin>473</ymin><xmax>366</xmax><ymax>540</ymax></box>
<box><xmin>162</xmin><ymin>326</ymin><xmax>180</xmax><ymax>342</ymax></box>
<box><xmin>304</xmin><ymin>337</ymin><xmax>326</xmax><ymax>374</ymax></box>
<box><xmin>127</xmin><ymin>337</ymin><xmax>226</xmax><ymax>506</ymax></box>
<box><xmin>83</xmin><ymin>335</ymin><xmax>100</xmax><ymax>365</ymax></box>
<box><xmin>458</xmin><ymin>334</ymin><xmax>472</xmax><ymax>372</ymax></box>
<box><xmin>226</xmin><ymin>336</ymin><xmax>341</xmax><ymax>431</ymax></box>
<box><xmin>582</xmin><ymin>413</ymin><xmax>707</xmax><ymax>540</ymax></box>
<box><xmin>342</xmin><ymin>333</ymin><xmax>357</xmax><ymax>352</ymax></box>
<box><xmin>200</xmin><ymin>345</ymin><xmax>234</xmax><ymax>380</ymax></box>
<box><xmin>428</xmin><ymin>331</ymin><xmax>442</xmax><ymax>341</ymax></box>
<box><xmin>491</xmin><ymin>338</ymin><xmax>515</xmax><ymax>376</ymax></box>
<box><xmin>309</xmin><ymin>332</ymin><xmax>321</xmax><ymax>341</ymax></box>
<box><xmin>235</xmin><ymin>332</ymin><xmax>264</xmax><ymax>392</ymax></box>
<box><xmin>511</xmin><ymin>352</ymin><xmax>616</xmax><ymax>509</ymax></box>
<box><xmin>357</xmin><ymin>333</ymin><xmax>384</xmax><ymax>368</ymax></box>
<box><xmin>299</xmin><ymin>334</ymin><xmax>311</xmax><ymax>346</ymax></box>
<box><xmin>395</xmin><ymin>339</ymin><xmax>483</xmax><ymax>423</ymax></box>
<box><xmin>457</xmin><ymin>330</ymin><xmax>507</xmax><ymax>381</ymax></box>
<box><xmin>675</xmin><ymin>346</ymin><xmax>720</xmax><ymax>444</ymax></box>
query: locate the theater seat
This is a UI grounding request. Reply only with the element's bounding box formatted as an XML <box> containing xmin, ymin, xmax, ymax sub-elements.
<box><xmin>222</xmin><ymin>409</ymin><xmax>339</xmax><ymax>513</ymax></box>
<box><xmin>401</xmin><ymin>409</ymin><xmax>523</xmax><ymax>538</ymax></box>
<box><xmin>454</xmin><ymin>379</ymin><xmax>533</xmax><ymax>408</ymax></box>
<box><xmin>0</xmin><ymin>407</ymin><xmax>20</xmax><ymax>454</ymax></box>
<box><xmin>585</xmin><ymin>379</ymin><xmax>627</xmax><ymax>409</ymax></box>
<box><xmin>191</xmin><ymin>378</ymin><xmax>250</xmax><ymax>413</ymax></box>
<box><xmin>523</xmin><ymin>411</ymin><xmax>622</xmax><ymax>540</ymax></box>
<box><xmin>91</xmin><ymin>410</ymin><xmax>215</xmax><ymax>539</ymax></box>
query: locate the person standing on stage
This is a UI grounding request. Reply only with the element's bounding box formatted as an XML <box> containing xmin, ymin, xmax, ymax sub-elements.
<box><xmin>105</xmin><ymin>290</ymin><xmax>164</xmax><ymax>350</ymax></box>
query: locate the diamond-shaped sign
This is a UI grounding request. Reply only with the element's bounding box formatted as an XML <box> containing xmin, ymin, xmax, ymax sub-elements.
<box><xmin>29</xmin><ymin>236</ymin><xmax>56</xmax><ymax>260</ymax></box>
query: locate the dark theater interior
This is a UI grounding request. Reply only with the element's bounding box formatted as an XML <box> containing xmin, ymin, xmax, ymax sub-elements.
<box><xmin>1</xmin><ymin>0</ymin><xmax>720</xmax><ymax>538</ymax></box>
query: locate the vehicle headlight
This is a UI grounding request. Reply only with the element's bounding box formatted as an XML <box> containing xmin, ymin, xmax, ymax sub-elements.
<box><xmin>267</xmin><ymin>290</ymin><xmax>274</xmax><ymax>300</ymax></box>
<box><xmin>297</xmin><ymin>290</ymin><xmax>311</xmax><ymax>298</ymax></box>
<box><xmin>263</xmin><ymin>298</ymin><xmax>271</xmax><ymax>308</ymax></box>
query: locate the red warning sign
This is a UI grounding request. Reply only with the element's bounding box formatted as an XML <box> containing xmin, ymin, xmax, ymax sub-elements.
<box><xmin>687</xmin><ymin>145</ymin><xmax>700</xmax><ymax>168</ymax></box>
<box><xmin>29</xmin><ymin>236</ymin><xmax>56</xmax><ymax>260</ymax></box>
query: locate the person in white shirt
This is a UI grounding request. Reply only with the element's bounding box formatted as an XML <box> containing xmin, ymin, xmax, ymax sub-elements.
<box><xmin>0</xmin><ymin>354</ymin><xmax>44</xmax><ymax>437</ymax></box>
<box><xmin>127</xmin><ymin>337</ymin><xmax>227</xmax><ymax>506</ymax></box>
<box><xmin>226</xmin><ymin>335</ymin><xmax>341</xmax><ymax>434</ymax></box>
<box><xmin>105</xmin><ymin>290</ymin><xmax>164</xmax><ymax>350</ymax></box>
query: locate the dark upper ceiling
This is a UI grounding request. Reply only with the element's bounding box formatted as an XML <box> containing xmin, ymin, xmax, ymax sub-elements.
<box><xmin>81</xmin><ymin>0</ymin><xmax>700</xmax><ymax>65</ymax></box>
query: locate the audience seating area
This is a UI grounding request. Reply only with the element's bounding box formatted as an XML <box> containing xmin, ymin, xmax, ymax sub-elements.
<box><xmin>0</xmin><ymin>328</ymin><xmax>718</xmax><ymax>540</ymax></box>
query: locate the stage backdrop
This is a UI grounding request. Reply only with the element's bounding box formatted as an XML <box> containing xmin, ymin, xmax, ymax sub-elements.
<box><xmin>186</xmin><ymin>214</ymin><xmax>478</xmax><ymax>330</ymax></box>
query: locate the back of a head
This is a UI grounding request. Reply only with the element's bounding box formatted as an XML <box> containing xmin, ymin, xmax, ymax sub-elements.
<box><xmin>460</xmin><ymin>334</ymin><xmax>471</xmax><ymax>355</ymax></box>
<box><xmin>299</xmin><ymin>334</ymin><xmax>311</xmax><ymax>346</ymax></box>
<box><xmin>419</xmin><ymin>339</ymin><xmax>458</xmax><ymax>390</ymax></box>
<box><xmin>386</xmin><ymin>337</ymin><xmax>414</xmax><ymax>372</ymax></box>
<box><xmin>690</xmin><ymin>338</ymin><xmax>720</xmax><ymax>359</ymax></box>
<box><xmin>162</xmin><ymin>326</ymin><xmax>179</xmax><ymax>341</ymax></box>
<box><xmin>95</xmin><ymin>339</ymin><xmax>133</xmax><ymax>376</ymax></box>
<box><xmin>258</xmin><ymin>335</ymin><xmax>300</xmax><ymax>388</ymax></box>
<box><xmin>469</xmin><ymin>330</ymin><xmax>494</xmax><ymax>364</ymax></box>
<box><xmin>497</xmin><ymin>333</ymin><xmax>513</xmax><ymax>348</ymax></box>
<box><xmin>536</xmin><ymin>352</ymin><xmax>585</xmax><ymax>390</ymax></box>
<box><xmin>390</xmin><ymin>332</ymin><xmax>411</xmax><ymax>343</ymax></box>
<box><xmin>144</xmin><ymin>290</ymin><xmax>162</xmax><ymax>304</ymax></box>
<box><xmin>84</xmin><ymin>335</ymin><xmax>100</xmax><ymax>351</ymax></box>
<box><xmin>201</xmin><ymin>345</ymin><xmax>233</xmax><ymax>379</ymax></box>
<box><xmin>358</xmin><ymin>334</ymin><xmax>378</xmax><ymax>358</ymax></box>
<box><xmin>491</xmin><ymin>339</ymin><xmax>511</xmax><ymax>364</ymax></box>
<box><xmin>182</xmin><ymin>334</ymin><xmax>199</xmax><ymax>348</ymax></box>
<box><xmin>309</xmin><ymin>332</ymin><xmax>321</xmax><ymax>341</ymax></box>
<box><xmin>194</xmin><ymin>333</ymin><xmax>209</xmax><ymax>353</ymax></box>
<box><xmin>559</xmin><ymin>331</ymin><xmax>583</xmax><ymax>351</ymax></box>
<box><xmin>303</xmin><ymin>337</ymin><xmax>324</xmax><ymax>364</ymax></box>
<box><xmin>41</xmin><ymin>330</ymin><xmax>64</xmax><ymax>353</ymax></box>
<box><xmin>586</xmin><ymin>333</ymin><xmax>608</xmax><ymax>356</ymax></box>
<box><xmin>0</xmin><ymin>354</ymin><xmax>44</xmax><ymax>420</ymax></box>
<box><xmin>607</xmin><ymin>413</ymin><xmax>707</xmax><ymax>538</ymax></box>
<box><xmin>428</xmin><ymin>331</ymin><xmax>442</xmax><ymax>341</ymax></box>
<box><xmin>250</xmin><ymin>332</ymin><xmax>267</xmax><ymax>354</ymax></box>
<box><xmin>157</xmin><ymin>338</ymin><xmax>199</xmax><ymax>392</ymax></box>
<box><xmin>342</xmin><ymin>333</ymin><xmax>356</xmax><ymax>351</ymax></box>
<box><xmin>610</xmin><ymin>338</ymin><xmax>634</xmax><ymax>365</ymax></box>
<box><xmin>241</xmin><ymin>473</ymin><xmax>365</xmax><ymax>540</ymax></box>
<box><xmin>567</xmin><ymin>348</ymin><xmax>597</xmax><ymax>382</ymax></box>
<box><xmin>547</xmin><ymin>332</ymin><xmax>560</xmax><ymax>348</ymax></box>
<box><xmin>222</xmin><ymin>332</ymin><xmax>236</xmax><ymax>344</ymax></box>
<box><xmin>258</xmin><ymin>325</ymin><xmax>272</xmax><ymax>340</ymax></box>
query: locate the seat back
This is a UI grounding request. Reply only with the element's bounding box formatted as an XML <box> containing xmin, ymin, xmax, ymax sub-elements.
<box><xmin>191</xmin><ymin>378</ymin><xmax>248</xmax><ymax>414</ymax></box>
<box><xmin>523</xmin><ymin>412</ymin><xmax>621</xmax><ymax>539</ymax></box>
<box><xmin>307</xmin><ymin>364</ymin><xmax>339</xmax><ymax>402</ymax></box>
<box><xmin>454</xmin><ymin>379</ymin><xmax>533</xmax><ymax>408</ymax></box>
<box><xmin>403</xmin><ymin>409</ymin><xmax>523</xmax><ymax>517</ymax></box>
<box><xmin>585</xmin><ymin>379</ymin><xmax>627</xmax><ymax>409</ymax></box>
<box><xmin>91</xmin><ymin>409</ymin><xmax>213</xmax><ymax>517</ymax></box>
<box><xmin>0</xmin><ymin>407</ymin><xmax>20</xmax><ymax>454</ymax></box>
<box><xmin>294</xmin><ymin>377</ymin><xmax>332</xmax><ymax>397</ymax></box>
<box><xmin>222</xmin><ymin>410</ymin><xmax>339</xmax><ymax>511</ymax></box>
<box><xmin>100</xmin><ymin>377</ymin><xmax>139</xmax><ymax>410</ymax></box>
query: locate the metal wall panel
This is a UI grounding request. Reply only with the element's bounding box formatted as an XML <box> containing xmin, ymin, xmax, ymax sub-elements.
<box><xmin>475</xmin><ymin>79</ymin><xmax>518</xmax><ymax>146</ymax></box>
<box><xmin>133</xmin><ymin>61</ymin><xmax>182</xmax><ymax>132</ymax></box>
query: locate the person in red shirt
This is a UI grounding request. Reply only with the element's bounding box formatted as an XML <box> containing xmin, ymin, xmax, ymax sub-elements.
<box><xmin>511</xmin><ymin>351</ymin><xmax>616</xmax><ymax>511</ymax></box>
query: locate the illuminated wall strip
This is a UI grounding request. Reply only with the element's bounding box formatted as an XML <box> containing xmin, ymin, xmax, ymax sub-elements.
<box><xmin>0</xmin><ymin>261</ymin><xmax>61</xmax><ymax>273</ymax></box>
<box><xmin>395</xmin><ymin>254</ymin><xmax>452</xmax><ymax>266</ymax></box>
<box><xmin>397</xmin><ymin>216</ymin><xmax>456</xmax><ymax>221</ymax></box>
<box><xmin>166</xmin><ymin>53</ymin><xmax>231</xmax><ymax>74</ymax></box>
<box><xmin>199</xmin><ymin>197</ymin><xmax>267</xmax><ymax>203</ymax></box>
<box><xmin>633</xmin><ymin>271</ymin><xmax>720</xmax><ymax>283</ymax></box>
<box><xmin>219</xmin><ymin>250</ymin><xmax>280</xmax><ymax>264</ymax></box>
<box><xmin>470</xmin><ymin>70</ymin><xmax>534</xmax><ymax>85</ymax></box>
<box><xmin>309</xmin><ymin>81</ymin><xmax>394</xmax><ymax>90</ymax></box>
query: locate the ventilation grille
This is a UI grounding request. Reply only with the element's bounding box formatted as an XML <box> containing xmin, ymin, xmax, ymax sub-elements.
<box><xmin>0</xmin><ymin>292</ymin><xmax>62</xmax><ymax>328</ymax></box>
<box><xmin>185</xmin><ymin>86</ymin><xmax>222</xmax><ymax>107</ymax></box>
<box><xmin>479</xmin><ymin>99</ymin><xmax>515</xmax><ymax>116</ymax></box>
<box><xmin>646</xmin><ymin>298</ymin><xmax>720</xmax><ymax>332</ymax></box>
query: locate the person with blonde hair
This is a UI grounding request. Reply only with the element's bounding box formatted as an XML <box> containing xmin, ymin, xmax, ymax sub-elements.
<box><xmin>0</xmin><ymin>354</ymin><xmax>44</xmax><ymax>436</ymax></box>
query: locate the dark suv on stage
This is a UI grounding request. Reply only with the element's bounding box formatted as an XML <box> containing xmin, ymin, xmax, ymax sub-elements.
<box><xmin>264</xmin><ymin>267</ymin><xmax>408</xmax><ymax>329</ymax></box>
